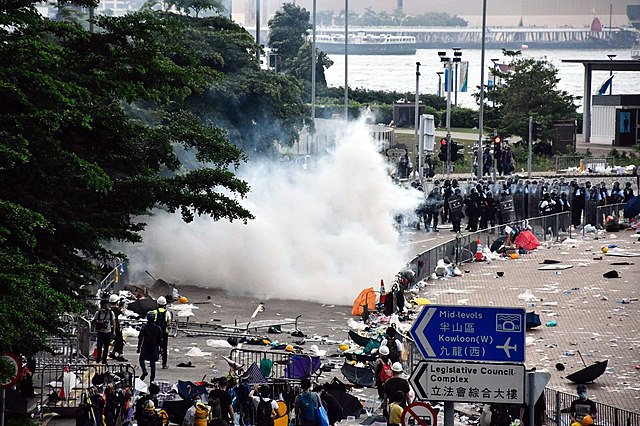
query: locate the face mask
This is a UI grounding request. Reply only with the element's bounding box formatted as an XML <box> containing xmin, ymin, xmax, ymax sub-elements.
<box><xmin>578</xmin><ymin>392</ymin><xmax>587</xmax><ymax>399</ymax></box>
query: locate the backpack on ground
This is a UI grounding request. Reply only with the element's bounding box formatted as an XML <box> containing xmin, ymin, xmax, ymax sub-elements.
<box><xmin>299</xmin><ymin>392</ymin><xmax>317</xmax><ymax>424</ymax></box>
<box><xmin>256</xmin><ymin>397</ymin><xmax>274</xmax><ymax>426</ymax></box>
<box><xmin>379</xmin><ymin>362</ymin><xmax>394</xmax><ymax>383</ymax></box>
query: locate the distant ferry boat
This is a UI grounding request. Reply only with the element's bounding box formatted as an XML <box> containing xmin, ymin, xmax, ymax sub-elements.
<box><xmin>313</xmin><ymin>32</ymin><xmax>417</xmax><ymax>55</ymax></box>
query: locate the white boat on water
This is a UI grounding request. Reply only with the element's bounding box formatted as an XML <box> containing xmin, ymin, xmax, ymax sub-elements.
<box><xmin>313</xmin><ymin>32</ymin><xmax>417</xmax><ymax>55</ymax></box>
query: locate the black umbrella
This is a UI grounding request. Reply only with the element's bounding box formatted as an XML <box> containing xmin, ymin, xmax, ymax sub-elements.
<box><xmin>325</xmin><ymin>389</ymin><xmax>364</xmax><ymax>418</ymax></box>
<box><xmin>127</xmin><ymin>298</ymin><xmax>158</xmax><ymax>317</ymax></box>
<box><xmin>624</xmin><ymin>195</ymin><xmax>640</xmax><ymax>219</ymax></box>
<box><xmin>340</xmin><ymin>362</ymin><xmax>375</xmax><ymax>388</ymax></box>
<box><xmin>490</xmin><ymin>236</ymin><xmax>507</xmax><ymax>253</ymax></box>
<box><xmin>566</xmin><ymin>360</ymin><xmax>608</xmax><ymax>384</ymax></box>
<box><xmin>348</xmin><ymin>330</ymin><xmax>372</xmax><ymax>347</ymax></box>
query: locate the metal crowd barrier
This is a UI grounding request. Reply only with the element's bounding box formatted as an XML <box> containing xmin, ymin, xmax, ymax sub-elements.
<box><xmin>555</xmin><ymin>156</ymin><xmax>614</xmax><ymax>174</ymax></box>
<box><xmin>408</xmin><ymin>212</ymin><xmax>572</xmax><ymax>284</ymax></box>
<box><xmin>34</xmin><ymin>337</ymin><xmax>85</xmax><ymax>372</ymax></box>
<box><xmin>596</xmin><ymin>203</ymin><xmax>626</xmax><ymax>227</ymax></box>
<box><xmin>38</xmin><ymin>363</ymin><xmax>135</xmax><ymax>418</ymax></box>
<box><xmin>229</xmin><ymin>348</ymin><xmax>315</xmax><ymax>380</ymax></box>
<box><xmin>544</xmin><ymin>387</ymin><xmax>639</xmax><ymax>426</ymax></box>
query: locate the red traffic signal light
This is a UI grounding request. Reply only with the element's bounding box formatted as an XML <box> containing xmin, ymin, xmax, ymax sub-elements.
<box><xmin>493</xmin><ymin>135</ymin><xmax>502</xmax><ymax>144</ymax></box>
<box><xmin>440</xmin><ymin>138</ymin><xmax>448</xmax><ymax>145</ymax></box>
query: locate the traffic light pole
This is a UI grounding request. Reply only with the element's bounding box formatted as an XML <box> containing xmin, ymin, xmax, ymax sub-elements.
<box><xmin>528</xmin><ymin>116</ymin><xmax>533</xmax><ymax>178</ymax></box>
<box><xmin>445</xmin><ymin>60</ymin><xmax>453</xmax><ymax>177</ymax></box>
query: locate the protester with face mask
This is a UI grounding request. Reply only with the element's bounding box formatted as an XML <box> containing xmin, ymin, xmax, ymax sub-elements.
<box><xmin>570</xmin><ymin>384</ymin><xmax>597</xmax><ymax>425</ymax></box>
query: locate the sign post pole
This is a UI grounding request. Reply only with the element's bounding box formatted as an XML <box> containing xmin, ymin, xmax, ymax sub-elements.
<box><xmin>444</xmin><ymin>402</ymin><xmax>454</xmax><ymax>426</ymax></box>
<box><xmin>1</xmin><ymin>388</ymin><xmax>4</xmax><ymax>426</ymax></box>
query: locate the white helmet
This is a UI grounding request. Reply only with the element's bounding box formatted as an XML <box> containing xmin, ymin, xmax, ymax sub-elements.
<box><xmin>109</xmin><ymin>294</ymin><xmax>119</xmax><ymax>303</ymax></box>
<box><xmin>379</xmin><ymin>346</ymin><xmax>390</xmax><ymax>356</ymax></box>
<box><xmin>391</xmin><ymin>362</ymin><xmax>403</xmax><ymax>373</ymax></box>
<box><xmin>157</xmin><ymin>296</ymin><xmax>167</xmax><ymax>306</ymax></box>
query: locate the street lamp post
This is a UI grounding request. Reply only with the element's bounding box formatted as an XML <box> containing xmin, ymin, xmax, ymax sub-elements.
<box><xmin>607</xmin><ymin>54</ymin><xmax>616</xmax><ymax>95</ymax></box>
<box><xmin>438</xmin><ymin>51</ymin><xmax>455</xmax><ymax>177</ymax></box>
<box><xmin>415</xmin><ymin>62</ymin><xmax>422</xmax><ymax>181</ymax></box>
<box><xmin>453</xmin><ymin>47</ymin><xmax>462</xmax><ymax>107</ymax></box>
<box><xmin>436</xmin><ymin>71</ymin><xmax>443</xmax><ymax>97</ymax></box>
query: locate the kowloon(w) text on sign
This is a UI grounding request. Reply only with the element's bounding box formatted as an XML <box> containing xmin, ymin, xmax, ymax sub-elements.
<box><xmin>409</xmin><ymin>305</ymin><xmax>526</xmax><ymax>363</ymax></box>
<box><xmin>409</xmin><ymin>360</ymin><xmax>525</xmax><ymax>404</ymax></box>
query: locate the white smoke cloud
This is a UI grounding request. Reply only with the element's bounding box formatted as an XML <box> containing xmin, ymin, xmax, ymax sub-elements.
<box><xmin>125</xmin><ymin>120</ymin><xmax>421</xmax><ymax>305</ymax></box>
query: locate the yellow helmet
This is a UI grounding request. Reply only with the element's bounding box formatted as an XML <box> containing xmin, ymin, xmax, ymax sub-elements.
<box><xmin>582</xmin><ymin>415</ymin><xmax>594</xmax><ymax>426</ymax></box>
<box><xmin>178</xmin><ymin>296</ymin><xmax>189</xmax><ymax>304</ymax></box>
<box><xmin>285</xmin><ymin>344</ymin><xmax>294</xmax><ymax>352</ymax></box>
<box><xmin>143</xmin><ymin>399</ymin><xmax>155</xmax><ymax>412</ymax></box>
<box><xmin>338</xmin><ymin>344</ymin><xmax>350</xmax><ymax>352</ymax></box>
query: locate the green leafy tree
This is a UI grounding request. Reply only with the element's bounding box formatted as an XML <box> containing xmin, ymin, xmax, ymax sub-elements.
<box><xmin>268</xmin><ymin>3</ymin><xmax>310</xmax><ymax>72</ymax></box>
<box><xmin>175</xmin><ymin>14</ymin><xmax>310</xmax><ymax>153</ymax></box>
<box><xmin>166</xmin><ymin>0</ymin><xmax>225</xmax><ymax>17</ymax></box>
<box><xmin>0</xmin><ymin>5</ymin><xmax>256</xmax><ymax>355</ymax></box>
<box><xmin>483</xmin><ymin>50</ymin><xmax>577</xmax><ymax>143</ymax></box>
<box><xmin>289</xmin><ymin>41</ymin><xmax>334</xmax><ymax>100</ymax></box>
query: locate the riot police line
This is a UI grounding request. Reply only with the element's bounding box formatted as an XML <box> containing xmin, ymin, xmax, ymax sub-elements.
<box><xmin>404</xmin><ymin>175</ymin><xmax>636</xmax><ymax>233</ymax></box>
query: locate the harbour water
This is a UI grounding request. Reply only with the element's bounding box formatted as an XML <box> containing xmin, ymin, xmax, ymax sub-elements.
<box><xmin>324</xmin><ymin>48</ymin><xmax>638</xmax><ymax>112</ymax></box>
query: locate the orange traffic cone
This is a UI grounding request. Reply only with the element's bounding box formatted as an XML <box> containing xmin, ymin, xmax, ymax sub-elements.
<box><xmin>379</xmin><ymin>279</ymin><xmax>387</xmax><ymax>304</ymax></box>
<box><xmin>475</xmin><ymin>238</ymin><xmax>485</xmax><ymax>262</ymax></box>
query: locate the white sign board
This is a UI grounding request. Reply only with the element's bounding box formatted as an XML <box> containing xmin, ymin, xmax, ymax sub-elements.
<box><xmin>420</xmin><ymin>114</ymin><xmax>435</xmax><ymax>153</ymax></box>
<box><xmin>410</xmin><ymin>360</ymin><xmax>525</xmax><ymax>404</ymax></box>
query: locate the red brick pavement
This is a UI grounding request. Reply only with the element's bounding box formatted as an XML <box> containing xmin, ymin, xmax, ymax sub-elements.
<box><xmin>416</xmin><ymin>228</ymin><xmax>640</xmax><ymax>411</ymax></box>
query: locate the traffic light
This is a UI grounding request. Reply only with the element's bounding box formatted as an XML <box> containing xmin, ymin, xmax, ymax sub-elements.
<box><xmin>450</xmin><ymin>141</ymin><xmax>463</xmax><ymax>162</ymax></box>
<box><xmin>438</xmin><ymin>138</ymin><xmax>448</xmax><ymax>161</ymax></box>
<box><xmin>493</xmin><ymin>135</ymin><xmax>502</xmax><ymax>145</ymax></box>
<box><xmin>532</xmin><ymin>121</ymin><xmax>542</xmax><ymax>141</ymax></box>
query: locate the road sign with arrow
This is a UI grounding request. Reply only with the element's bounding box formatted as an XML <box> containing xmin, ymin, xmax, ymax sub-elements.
<box><xmin>409</xmin><ymin>305</ymin><xmax>526</xmax><ymax>363</ymax></box>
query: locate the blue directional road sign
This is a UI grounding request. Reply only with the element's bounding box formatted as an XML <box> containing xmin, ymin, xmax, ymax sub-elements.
<box><xmin>410</xmin><ymin>305</ymin><xmax>526</xmax><ymax>363</ymax></box>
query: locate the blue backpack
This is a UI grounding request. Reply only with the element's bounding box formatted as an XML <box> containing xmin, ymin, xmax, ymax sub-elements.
<box><xmin>299</xmin><ymin>392</ymin><xmax>317</xmax><ymax>423</ymax></box>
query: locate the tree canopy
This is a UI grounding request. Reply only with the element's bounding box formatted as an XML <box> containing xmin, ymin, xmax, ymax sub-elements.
<box><xmin>482</xmin><ymin>50</ymin><xmax>577</xmax><ymax>143</ymax></box>
<box><xmin>268</xmin><ymin>3</ymin><xmax>311</xmax><ymax>72</ymax></box>
<box><xmin>0</xmin><ymin>0</ymin><xmax>308</xmax><ymax>359</ymax></box>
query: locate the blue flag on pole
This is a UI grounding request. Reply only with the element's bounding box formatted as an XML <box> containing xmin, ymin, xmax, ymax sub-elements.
<box><xmin>597</xmin><ymin>74</ymin><xmax>614</xmax><ymax>95</ymax></box>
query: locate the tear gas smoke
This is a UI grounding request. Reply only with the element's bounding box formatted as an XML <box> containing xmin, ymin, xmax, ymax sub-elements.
<box><xmin>125</xmin><ymin>120</ymin><xmax>421</xmax><ymax>305</ymax></box>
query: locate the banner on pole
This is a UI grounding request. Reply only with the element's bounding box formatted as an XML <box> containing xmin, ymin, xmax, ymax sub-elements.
<box><xmin>459</xmin><ymin>61</ymin><xmax>469</xmax><ymax>92</ymax></box>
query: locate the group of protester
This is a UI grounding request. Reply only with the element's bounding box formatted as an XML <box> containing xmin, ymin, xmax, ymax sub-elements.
<box><xmin>92</xmin><ymin>294</ymin><xmax>172</xmax><ymax>382</ymax></box>
<box><xmin>402</xmin><ymin>176</ymin><xmax>636</xmax><ymax>233</ymax></box>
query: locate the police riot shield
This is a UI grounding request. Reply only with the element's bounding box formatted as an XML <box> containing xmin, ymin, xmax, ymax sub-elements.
<box><xmin>513</xmin><ymin>183</ymin><xmax>525</xmax><ymax>221</ymax></box>
<box><xmin>448</xmin><ymin>196</ymin><xmax>463</xmax><ymax>216</ymax></box>
<box><xmin>500</xmin><ymin>195</ymin><xmax>515</xmax><ymax>224</ymax></box>
<box><xmin>527</xmin><ymin>184</ymin><xmax>540</xmax><ymax>219</ymax></box>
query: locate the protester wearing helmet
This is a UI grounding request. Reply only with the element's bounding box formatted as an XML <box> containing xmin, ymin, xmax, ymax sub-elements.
<box><xmin>135</xmin><ymin>383</ymin><xmax>160</xmax><ymax>423</ymax></box>
<box><xmin>570</xmin><ymin>384</ymin><xmax>597</xmax><ymax>426</ymax></box>
<box><xmin>108</xmin><ymin>294</ymin><xmax>127</xmax><ymax>362</ymax></box>
<box><xmin>137</xmin><ymin>310</ymin><xmax>163</xmax><ymax>382</ymax></box>
<box><xmin>382</xmin><ymin>362</ymin><xmax>410</xmax><ymax>417</ymax></box>
<box><xmin>152</xmin><ymin>296</ymin><xmax>172</xmax><ymax>369</ymax></box>
<box><xmin>92</xmin><ymin>298</ymin><xmax>116</xmax><ymax>364</ymax></box>
<box><xmin>137</xmin><ymin>399</ymin><xmax>163</xmax><ymax>426</ymax></box>
<box><xmin>374</xmin><ymin>346</ymin><xmax>393</xmax><ymax>400</ymax></box>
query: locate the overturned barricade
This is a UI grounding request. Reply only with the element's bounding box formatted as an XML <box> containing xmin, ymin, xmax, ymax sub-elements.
<box><xmin>229</xmin><ymin>347</ymin><xmax>320</xmax><ymax>381</ymax></box>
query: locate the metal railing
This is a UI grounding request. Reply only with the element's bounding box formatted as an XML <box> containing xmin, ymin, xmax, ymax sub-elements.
<box><xmin>596</xmin><ymin>203</ymin><xmax>626</xmax><ymax>227</ymax></box>
<box><xmin>34</xmin><ymin>337</ymin><xmax>84</xmax><ymax>372</ymax></box>
<box><xmin>407</xmin><ymin>212</ymin><xmax>572</xmax><ymax>284</ymax></box>
<box><xmin>555</xmin><ymin>156</ymin><xmax>614</xmax><ymax>174</ymax></box>
<box><xmin>38</xmin><ymin>363</ymin><xmax>135</xmax><ymax>418</ymax></box>
<box><xmin>544</xmin><ymin>388</ymin><xmax>639</xmax><ymax>426</ymax></box>
<box><xmin>228</xmin><ymin>348</ymin><xmax>316</xmax><ymax>380</ymax></box>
